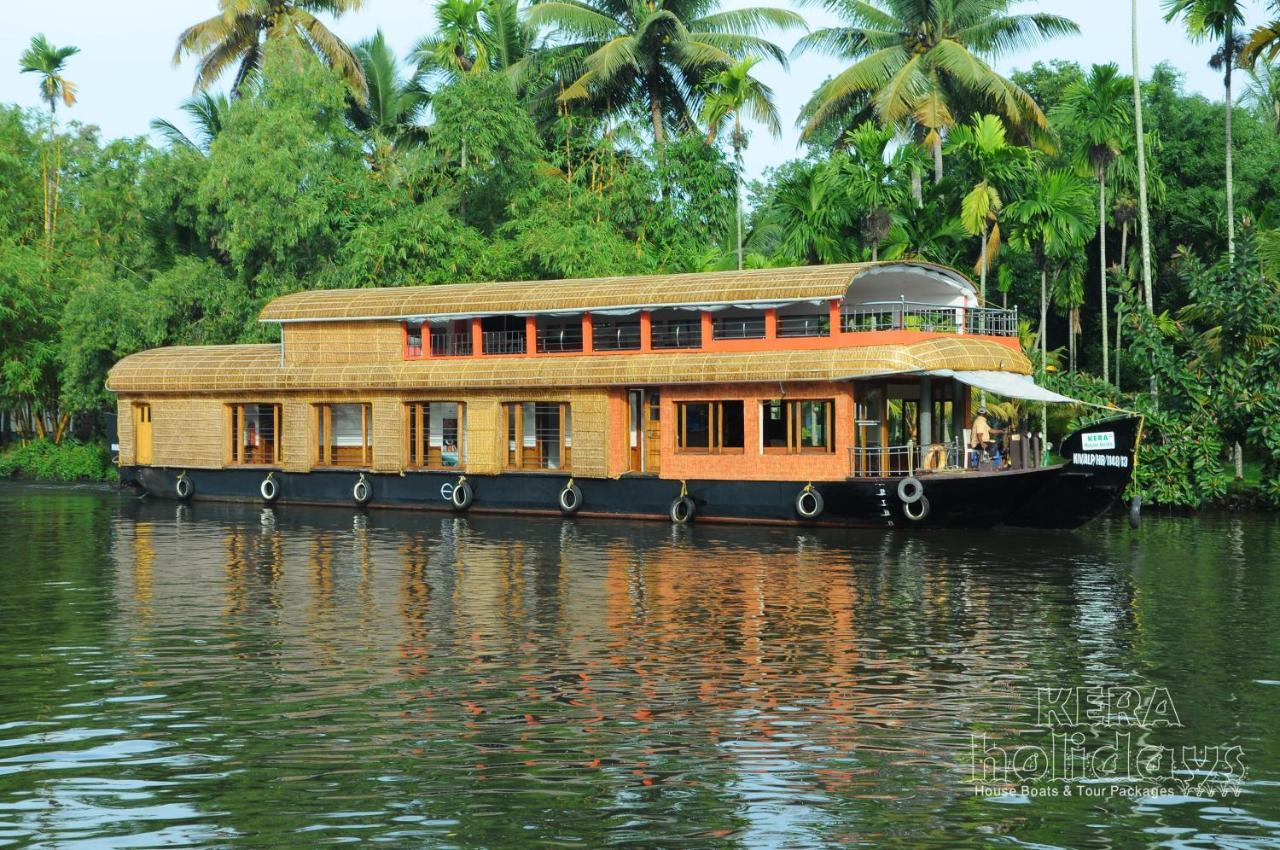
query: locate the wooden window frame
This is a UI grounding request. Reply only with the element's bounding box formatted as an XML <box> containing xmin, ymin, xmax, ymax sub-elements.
<box><xmin>675</xmin><ymin>400</ymin><xmax>744</xmax><ymax>455</ymax></box>
<box><xmin>503</xmin><ymin>402</ymin><xmax>571</xmax><ymax>471</ymax></box>
<box><xmin>404</xmin><ymin>321</ymin><xmax>425</xmax><ymax>360</ymax></box>
<box><xmin>404</xmin><ymin>401</ymin><xmax>467</xmax><ymax>470</ymax></box>
<box><xmin>225</xmin><ymin>403</ymin><xmax>282</xmax><ymax>466</ymax></box>
<box><xmin>761</xmin><ymin>399</ymin><xmax>835</xmax><ymax>455</ymax></box>
<box><xmin>313</xmin><ymin>402</ymin><xmax>372</xmax><ymax>468</ymax></box>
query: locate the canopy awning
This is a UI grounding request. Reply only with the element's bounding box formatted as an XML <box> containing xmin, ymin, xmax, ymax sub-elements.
<box><xmin>925</xmin><ymin>369</ymin><xmax>1080</xmax><ymax>404</ymax></box>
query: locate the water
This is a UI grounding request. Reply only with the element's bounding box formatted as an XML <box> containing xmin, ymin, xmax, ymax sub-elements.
<box><xmin>0</xmin><ymin>481</ymin><xmax>1277</xmax><ymax>849</ymax></box>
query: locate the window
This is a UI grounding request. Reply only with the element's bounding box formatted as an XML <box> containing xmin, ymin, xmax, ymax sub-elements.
<box><xmin>482</xmin><ymin>316</ymin><xmax>526</xmax><ymax>355</ymax></box>
<box><xmin>650</xmin><ymin>317</ymin><xmax>702</xmax><ymax>349</ymax></box>
<box><xmin>405</xmin><ymin>321</ymin><xmax>424</xmax><ymax>359</ymax></box>
<box><xmin>430</xmin><ymin>320</ymin><xmax>473</xmax><ymax>357</ymax></box>
<box><xmin>406</xmin><ymin>402</ymin><xmax>466</xmax><ymax>469</ymax></box>
<box><xmin>712</xmin><ymin>311</ymin><xmax>766</xmax><ymax>340</ymax></box>
<box><xmin>592</xmin><ymin>317</ymin><xmax>641</xmax><ymax>351</ymax></box>
<box><xmin>676</xmin><ymin>401</ymin><xmax>744</xmax><ymax>453</ymax></box>
<box><xmin>537</xmin><ymin>319</ymin><xmax>584</xmax><ymax>353</ymax></box>
<box><xmin>761</xmin><ymin>399</ymin><xmax>834</xmax><ymax>453</ymax></box>
<box><xmin>315</xmin><ymin>403</ymin><xmax>372</xmax><ymax>467</ymax></box>
<box><xmin>228</xmin><ymin>403</ymin><xmax>282</xmax><ymax>465</ymax></box>
<box><xmin>776</xmin><ymin>313</ymin><xmax>830</xmax><ymax>337</ymax></box>
<box><xmin>504</xmin><ymin>402</ymin><xmax>571</xmax><ymax>470</ymax></box>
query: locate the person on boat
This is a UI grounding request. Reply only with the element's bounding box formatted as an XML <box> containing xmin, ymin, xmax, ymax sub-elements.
<box><xmin>970</xmin><ymin>407</ymin><xmax>1002</xmax><ymax>469</ymax></box>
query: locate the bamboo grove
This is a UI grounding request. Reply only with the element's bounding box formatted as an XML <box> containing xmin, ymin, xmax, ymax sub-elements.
<box><xmin>1</xmin><ymin>0</ymin><xmax>1279</xmax><ymax>506</ymax></box>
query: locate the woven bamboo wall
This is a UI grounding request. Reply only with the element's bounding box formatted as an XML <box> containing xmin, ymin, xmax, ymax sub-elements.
<box><xmin>115</xmin><ymin>388</ymin><xmax>614</xmax><ymax>478</ymax></box>
<box><xmin>283</xmin><ymin>321</ymin><xmax>403</xmax><ymax>366</ymax></box>
<box><xmin>107</xmin><ymin>338</ymin><xmax>1030</xmax><ymax>395</ymax></box>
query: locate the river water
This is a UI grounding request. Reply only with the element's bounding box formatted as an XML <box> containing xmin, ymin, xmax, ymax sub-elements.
<box><xmin>0</xmin><ymin>482</ymin><xmax>1277</xmax><ymax>848</ymax></box>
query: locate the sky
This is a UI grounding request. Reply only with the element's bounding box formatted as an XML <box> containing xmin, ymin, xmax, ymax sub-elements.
<box><xmin>0</xmin><ymin>0</ymin><xmax>1268</xmax><ymax>181</ymax></box>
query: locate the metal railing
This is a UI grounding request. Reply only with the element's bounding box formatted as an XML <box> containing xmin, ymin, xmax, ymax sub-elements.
<box><xmin>430</xmin><ymin>333</ymin><xmax>473</xmax><ymax>357</ymax></box>
<box><xmin>593</xmin><ymin>322</ymin><xmax>642</xmax><ymax>351</ymax></box>
<box><xmin>482</xmin><ymin>330</ymin><xmax>527</xmax><ymax>355</ymax></box>
<box><xmin>848</xmin><ymin>439</ymin><xmax>965</xmax><ymax>478</ymax></box>
<box><xmin>537</xmin><ymin>326</ymin><xmax>583</xmax><ymax>353</ymax></box>
<box><xmin>713</xmin><ymin>316</ymin><xmax>766</xmax><ymax>339</ymax></box>
<box><xmin>777</xmin><ymin>314</ymin><xmax>830</xmax><ymax>338</ymax></box>
<box><xmin>963</xmin><ymin>307</ymin><xmax>1020</xmax><ymax>336</ymax></box>
<box><xmin>840</xmin><ymin>299</ymin><xmax>1018</xmax><ymax>337</ymax></box>
<box><xmin>651</xmin><ymin>320</ymin><xmax>702</xmax><ymax>349</ymax></box>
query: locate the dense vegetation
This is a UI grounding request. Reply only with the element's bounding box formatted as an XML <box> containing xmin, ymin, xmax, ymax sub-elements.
<box><xmin>1</xmin><ymin>0</ymin><xmax>1277</xmax><ymax>505</ymax></box>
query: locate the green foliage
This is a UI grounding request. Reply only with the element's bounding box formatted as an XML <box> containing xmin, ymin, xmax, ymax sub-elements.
<box><xmin>0</xmin><ymin>440</ymin><xmax>115</xmax><ymax>482</ymax></box>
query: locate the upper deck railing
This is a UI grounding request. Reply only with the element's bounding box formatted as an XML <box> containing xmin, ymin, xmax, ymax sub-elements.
<box><xmin>841</xmin><ymin>299</ymin><xmax>1018</xmax><ymax>337</ymax></box>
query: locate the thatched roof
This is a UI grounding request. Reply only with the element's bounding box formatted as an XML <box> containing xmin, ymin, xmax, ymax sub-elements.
<box><xmin>107</xmin><ymin>337</ymin><xmax>1028</xmax><ymax>394</ymax></box>
<box><xmin>257</xmin><ymin>262</ymin><xmax>976</xmax><ymax>323</ymax></box>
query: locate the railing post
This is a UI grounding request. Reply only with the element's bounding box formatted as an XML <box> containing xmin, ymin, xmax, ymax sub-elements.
<box><xmin>899</xmin><ymin>295</ymin><xmax>906</xmax><ymax>330</ymax></box>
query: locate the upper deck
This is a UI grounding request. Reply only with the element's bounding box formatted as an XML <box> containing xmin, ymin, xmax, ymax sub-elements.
<box><xmin>258</xmin><ymin>262</ymin><xmax>1019</xmax><ymax>368</ymax></box>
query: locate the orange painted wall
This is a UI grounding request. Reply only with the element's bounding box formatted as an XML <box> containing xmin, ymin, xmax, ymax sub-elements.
<box><xmin>651</xmin><ymin>381</ymin><xmax>856</xmax><ymax>482</ymax></box>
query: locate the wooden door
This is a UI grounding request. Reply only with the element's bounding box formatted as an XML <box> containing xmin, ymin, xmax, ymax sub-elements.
<box><xmin>627</xmin><ymin>390</ymin><xmax>643</xmax><ymax>472</ymax></box>
<box><xmin>134</xmin><ymin>403</ymin><xmax>152</xmax><ymax>465</ymax></box>
<box><xmin>644</xmin><ymin>390</ymin><xmax>661</xmax><ymax>474</ymax></box>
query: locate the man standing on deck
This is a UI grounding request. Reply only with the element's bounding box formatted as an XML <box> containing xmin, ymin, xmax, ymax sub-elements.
<box><xmin>970</xmin><ymin>406</ymin><xmax>1000</xmax><ymax>469</ymax></box>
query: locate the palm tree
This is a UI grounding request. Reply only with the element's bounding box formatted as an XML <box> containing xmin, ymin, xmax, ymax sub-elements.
<box><xmin>174</xmin><ymin>0</ymin><xmax>368</xmax><ymax>102</ymax></box>
<box><xmin>1007</xmin><ymin>167</ymin><xmax>1095</xmax><ymax>437</ymax></box>
<box><xmin>151</xmin><ymin>92</ymin><xmax>232</xmax><ymax>152</ymax></box>
<box><xmin>1054</xmin><ymin>63</ymin><xmax>1131</xmax><ymax>382</ymax></box>
<box><xmin>793</xmin><ymin>0</ymin><xmax>1076</xmax><ymax>184</ymax></box>
<box><xmin>20</xmin><ymin>34</ymin><xmax>79</xmax><ymax>242</ymax></box>
<box><xmin>829</xmin><ymin>122</ymin><xmax>913</xmax><ymax>261</ymax></box>
<box><xmin>526</xmin><ymin>0</ymin><xmax>803</xmax><ymax>144</ymax></box>
<box><xmin>1243</xmin><ymin>56</ymin><xmax>1280</xmax><ymax>133</ymax></box>
<box><xmin>768</xmin><ymin>162</ymin><xmax>851</xmax><ymax>265</ymax></box>
<box><xmin>349</xmin><ymin>31</ymin><xmax>430</xmax><ymax>163</ymax></box>
<box><xmin>19</xmin><ymin>34</ymin><xmax>79</xmax><ymax>122</ymax></box>
<box><xmin>1132</xmin><ymin>0</ymin><xmax>1155</xmax><ymax>315</ymax></box>
<box><xmin>701</xmin><ymin>58</ymin><xmax>781</xmax><ymax>270</ymax></box>
<box><xmin>1164</xmin><ymin>0</ymin><xmax>1246</xmax><ymax>262</ymax></box>
<box><xmin>948</xmin><ymin>113</ymin><xmax>1030</xmax><ymax>304</ymax></box>
<box><xmin>1050</xmin><ymin>252</ymin><xmax>1086</xmax><ymax>372</ymax></box>
<box><xmin>415</xmin><ymin>0</ymin><xmax>491</xmax><ymax>78</ymax></box>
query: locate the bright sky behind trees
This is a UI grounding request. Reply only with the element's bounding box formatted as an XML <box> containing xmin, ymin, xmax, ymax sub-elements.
<box><xmin>0</xmin><ymin>0</ymin><xmax>1264</xmax><ymax>179</ymax></box>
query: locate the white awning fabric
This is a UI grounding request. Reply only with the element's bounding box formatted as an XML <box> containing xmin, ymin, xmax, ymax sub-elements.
<box><xmin>925</xmin><ymin>369</ymin><xmax>1080</xmax><ymax>404</ymax></box>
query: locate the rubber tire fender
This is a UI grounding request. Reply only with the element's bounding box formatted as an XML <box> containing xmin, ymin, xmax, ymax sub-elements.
<box><xmin>897</xmin><ymin>476</ymin><xmax>924</xmax><ymax>505</ymax></box>
<box><xmin>669</xmin><ymin>495</ymin><xmax>696</xmax><ymax>524</ymax></box>
<box><xmin>451</xmin><ymin>479</ymin><xmax>474</xmax><ymax>511</ymax></box>
<box><xmin>175</xmin><ymin>474</ymin><xmax>193</xmax><ymax>500</ymax></box>
<box><xmin>558</xmin><ymin>483</ymin><xmax>583</xmax><ymax>515</ymax></box>
<box><xmin>353</xmin><ymin>477</ymin><xmax>372</xmax><ymax>506</ymax></box>
<box><xmin>260</xmin><ymin>476</ymin><xmax>279</xmax><ymax>503</ymax></box>
<box><xmin>795</xmin><ymin>488</ymin><xmax>824</xmax><ymax>520</ymax></box>
<box><xmin>903</xmin><ymin>494</ymin><xmax>930</xmax><ymax>522</ymax></box>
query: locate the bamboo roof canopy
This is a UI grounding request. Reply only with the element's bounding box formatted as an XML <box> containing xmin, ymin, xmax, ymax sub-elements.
<box><xmin>257</xmin><ymin>262</ymin><xmax>978</xmax><ymax>323</ymax></box>
<box><xmin>107</xmin><ymin>337</ymin><xmax>1028</xmax><ymax>395</ymax></box>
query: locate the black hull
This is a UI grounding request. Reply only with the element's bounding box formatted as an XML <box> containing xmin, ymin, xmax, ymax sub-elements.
<box><xmin>120</xmin><ymin>416</ymin><xmax>1140</xmax><ymax>531</ymax></box>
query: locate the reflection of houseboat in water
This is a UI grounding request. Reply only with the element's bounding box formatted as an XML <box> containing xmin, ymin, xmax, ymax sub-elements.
<box><xmin>108</xmin><ymin>262</ymin><xmax>1139</xmax><ymax>528</ymax></box>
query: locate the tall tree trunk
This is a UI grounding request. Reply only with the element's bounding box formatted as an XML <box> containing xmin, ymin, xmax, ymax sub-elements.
<box><xmin>1098</xmin><ymin>169</ymin><xmax>1109</xmax><ymax>382</ymax></box>
<box><xmin>979</xmin><ymin>221</ymin><xmax>988</xmax><ymax>303</ymax></box>
<box><xmin>1069</xmin><ymin>308</ymin><xmax>1077</xmax><ymax>372</ymax></box>
<box><xmin>1234</xmin><ymin>441</ymin><xmax>1244</xmax><ymax>480</ymax></box>
<box><xmin>1117</xmin><ymin>220</ymin><xmax>1128</xmax><ymax>389</ymax></box>
<box><xmin>649</xmin><ymin>78</ymin><xmax>665</xmax><ymax>146</ymax></box>
<box><xmin>932</xmin><ymin>134</ymin><xmax>943</xmax><ymax>184</ymax></box>
<box><xmin>871</xmin><ymin>243</ymin><xmax>878</xmax><ymax>262</ymax></box>
<box><xmin>734</xmin><ymin>115</ymin><xmax>743</xmax><ymax>271</ymax></box>
<box><xmin>1039</xmin><ymin>268</ymin><xmax>1048</xmax><ymax>457</ymax></box>
<box><xmin>910</xmin><ymin>166</ymin><xmax>923</xmax><ymax>207</ymax></box>
<box><xmin>1132</xmin><ymin>0</ymin><xmax>1154</xmax><ymax>314</ymax></box>
<box><xmin>1225</xmin><ymin>34</ymin><xmax>1235</xmax><ymax>263</ymax></box>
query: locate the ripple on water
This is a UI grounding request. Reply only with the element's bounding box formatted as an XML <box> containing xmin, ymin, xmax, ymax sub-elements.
<box><xmin>0</xmin><ymin>484</ymin><xmax>1275</xmax><ymax>848</ymax></box>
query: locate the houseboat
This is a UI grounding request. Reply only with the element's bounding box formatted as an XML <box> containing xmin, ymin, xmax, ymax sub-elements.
<box><xmin>107</xmin><ymin>261</ymin><xmax>1140</xmax><ymax>528</ymax></box>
